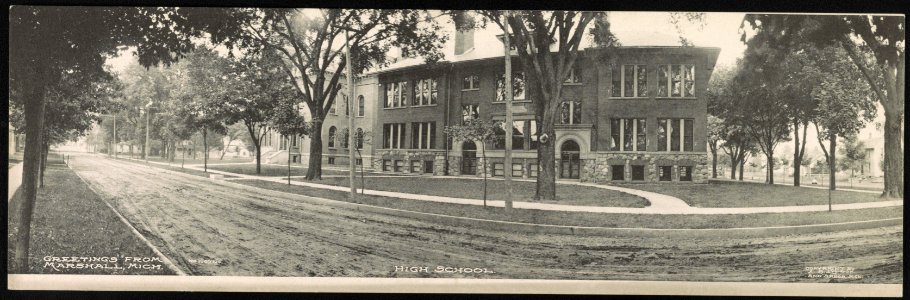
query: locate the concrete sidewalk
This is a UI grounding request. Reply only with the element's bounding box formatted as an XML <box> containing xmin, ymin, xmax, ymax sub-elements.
<box><xmin>119</xmin><ymin>156</ymin><xmax>903</xmax><ymax>215</ymax></box>
<box><xmin>8</xmin><ymin>162</ymin><xmax>23</xmax><ymax>202</ymax></box>
<box><xmin>711</xmin><ymin>178</ymin><xmax>882</xmax><ymax>194</ymax></box>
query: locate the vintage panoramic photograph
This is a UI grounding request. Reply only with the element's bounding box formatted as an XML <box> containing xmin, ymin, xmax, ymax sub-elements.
<box><xmin>6</xmin><ymin>5</ymin><xmax>904</xmax><ymax>296</ymax></box>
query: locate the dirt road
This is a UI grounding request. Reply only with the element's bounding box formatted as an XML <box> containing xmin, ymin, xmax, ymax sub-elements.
<box><xmin>68</xmin><ymin>154</ymin><xmax>902</xmax><ymax>282</ymax></box>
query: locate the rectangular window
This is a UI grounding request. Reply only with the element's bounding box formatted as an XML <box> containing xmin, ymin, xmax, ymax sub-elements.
<box><xmin>511</xmin><ymin>121</ymin><xmax>525</xmax><ymax>150</ymax></box>
<box><xmin>411</xmin><ymin>122</ymin><xmax>436</xmax><ymax>149</ymax></box>
<box><xmin>612</xmin><ymin>65</ymin><xmax>647</xmax><ymax>98</ymax></box>
<box><xmin>382</xmin><ymin>159</ymin><xmax>391</xmax><ymax>171</ymax></box>
<box><xmin>394</xmin><ymin>160</ymin><xmax>404</xmax><ymax>172</ymax></box>
<box><xmin>658</xmin><ymin>118</ymin><xmax>694</xmax><ymax>152</ymax></box>
<box><xmin>658</xmin><ymin>166</ymin><xmax>672</xmax><ymax>181</ymax></box>
<box><xmin>528</xmin><ymin>163</ymin><xmax>539</xmax><ymax>178</ymax></box>
<box><xmin>528</xmin><ymin>120</ymin><xmax>539</xmax><ymax>150</ymax></box>
<box><xmin>493</xmin><ymin>163</ymin><xmax>504</xmax><ymax>177</ymax></box>
<box><xmin>495</xmin><ymin>72</ymin><xmax>526</xmax><ymax>101</ymax></box>
<box><xmin>358</xmin><ymin>96</ymin><xmax>365</xmax><ymax>117</ymax></box>
<box><xmin>413</xmin><ymin>78</ymin><xmax>438</xmax><ymax>106</ymax></box>
<box><xmin>411</xmin><ymin>160</ymin><xmax>421</xmax><ymax>173</ymax></box>
<box><xmin>384</xmin><ymin>81</ymin><xmax>406</xmax><ymax>108</ymax></box>
<box><xmin>328</xmin><ymin>157</ymin><xmax>336</xmax><ymax>165</ymax></box>
<box><xmin>632</xmin><ymin>165</ymin><xmax>645</xmax><ymax>181</ymax></box>
<box><xmin>383</xmin><ymin>123</ymin><xmax>405</xmax><ymax>149</ymax></box>
<box><xmin>611</xmin><ymin>165</ymin><xmax>625</xmax><ymax>181</ymax></box>
<box><xmin>559</xmin><ymin>101</ymin><xmax>582</xmax><ymax>124</ymax></box>
<box><xmin>564</xmin><ymin>66</ymin><xmax>582</xmax><ymax>84</ymax></box>
<box><xmin>355</xmin><ymin>158</ymin><xmax>363</xmax><ymax>166</ymax></box>
<box><xmin>680</xmin><ymin>166</ymin><xmax>693</xmax><ymax>181</ymax></box>
<box><xmin>462</xmin><ymin>75</ymin><xmax>479</xmax><ymax>90</ymax></box>
<box><xmin>512</xmin><ymin>163</ymin><xmax>523</xmax><ymax>177</ymax></box>
<box><xmin>461</xmin><ymin>104</ymin><xmax>479</xmax><ymax>123</ymax></box>
<box><xmin>659</xmin><ymin>65</ymin><xmax>695</xmax><ymax>98</ymax></box>
<box><xmin>494</xmin><ymin>120</ymin><xmax>536</xmax><ymax>150</ymax></box>
<box><xmin>610</xmin><ymin>118</ymin><xmax>647</xmax><ymax>151</ymax></box>
<box><xmin>424</xmin><ymin>161</ymin><xmax>434</xmax><ymax>174</ymax></box>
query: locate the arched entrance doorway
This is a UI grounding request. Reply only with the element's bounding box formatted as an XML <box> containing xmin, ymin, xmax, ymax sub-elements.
<box><xmin>461</xmin><ymin>141</ymin><xmax>477</xmax><ymax>175</ymax></box>
<box><xmin>560</xmin><ymin>140</ymin><xmax>580</xmax><ymax>179</ymax></box>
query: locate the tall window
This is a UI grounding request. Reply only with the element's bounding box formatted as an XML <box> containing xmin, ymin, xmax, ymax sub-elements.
<box><xmin>383</xmin><ymin>123</ymin><xmax>405</xmax><ymax>149</ymax></box>
<box><xmin>495</xmin><ymin>72</ymin><xmax>526</xmax><ymax>101</ymax></box>
<box><xmin>340</xmin><ymin>128</ymin><xmax>349</xmax><ymax>148</ymax></box>
<box><xmin>461</xmin><ymin>104</ymin><xmax>479</xmax><ymax>123</ymax></box>
<box><xmin>462</xmin><ymin>75</ymin><xmax>479</xmax><ymax>90</ymax></box>
<box><xmin>344</xmin><ymin>96</ymin><xmax>350</xmax><ymax>116</ymax></box>
<box><xmin>611</xmin><ymin>65</ymin><xmax>647</xmax><ymax>98</ymax></box>
<box><xmin>610</xmin><ymin>118</ymin><xmax>646</xmax><ymax>151</ymax></box>
<box><xmin>357</xmin><ymin>95</ymin><xmax>365</xmax><ymax>117</ymax></box>
<box><xmin>330</xmin><ymin>98</ymin><xmax>338</xmax><ymax>115</ymax></box>
<box><xmin>355</xmin><ymin>128</ymin><xmax>364</xmax><ymax>149</ymax></box>
<box><xmin>558</xmin><ymin>100</ymin><xmax>582</xmax><ymax>124</ymax></box>
<box><xmin>385</xmin><ymin>81</ymin><xmax>406</xmax><ymax>108</ymax></box>
<box><xmin>658</xmin><ymin>118</ymin><xmax>694</xmax><ymax>151</ymax></box>
<box><xmin>328</xmin><ymin>126</ymin><xmax>337</xmax><ymax>148</ymax></box>
<box><xmin>411</xmin><ymin>122</ymin><xmax>436</xmax><ymax>149</ymax></box>
<box><xmin>564</xmin><ymin>66</ymin><xmax>582</xmax><ymax>84</ymax></box>
<box><xmin>413</xmin><ymin>78</ymin><xmax>438</xmax><ymax>106</ymax></box>
<box><xmin>493</xmin><ymin>120</ymin><xmax>538</xmax><ymax>150</ymax></box>
<box><xmin>658</xmin><ymin>64</ymin><xmax>695</xmax><ymax>97</ymax></box>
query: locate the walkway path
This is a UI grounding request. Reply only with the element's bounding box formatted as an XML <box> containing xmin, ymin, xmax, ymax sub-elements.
<box><xmin>710</xmin><ymin>178</ymin><xmax>882</xmax><ymax>194</ymax></box>
<box><xmin>120</xmin><ymin>157</ymin><xmax>903</xmax><ymax>215</ymax></box>
<box><xmin>8</xmin><ymin>162</ymin><xmax>23</xmax><ymax>202</ymax></box>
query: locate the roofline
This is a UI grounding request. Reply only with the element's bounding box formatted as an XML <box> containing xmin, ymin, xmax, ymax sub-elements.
<box><xmin>367</xmin><ymin>46</ymin><xmax>723</xmax><ymax>76</ymax></box>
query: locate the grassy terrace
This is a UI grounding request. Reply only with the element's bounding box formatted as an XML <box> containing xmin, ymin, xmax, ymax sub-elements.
<box><xmin>614</xmin><ymin>181</ymin><xmax>896</xmax><ymax>208</ymax></box>
<box><xmin>206</xmin><ymin>163</ymin><xmax>360</xmax><ymax>177</ymax></box>
<box><xmin>235</xmin><ymin>180</ymin><xmax>902</xmax><ymax>229</ymax></box>
<box><xmin>293</xmin><ymin>176</ymin><xmax>650</xmax><ymax>208</ymax></box>
<box><xmin>7</xmin><ymin>161</ymin><xmax>175</xmax><ymax>275</ymax></box>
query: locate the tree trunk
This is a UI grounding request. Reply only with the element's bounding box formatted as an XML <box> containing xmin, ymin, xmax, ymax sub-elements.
<box><xmin>881</xmin><ymin>105</ymin><xmax>904</xmax><ymax>198</ymax></box>
<box><xmin>254</xmin><ymin>142</ymin><xmax>262</xmax><ymax>174</ymax></box>
<box><xmin>738</xmin><ymin>158</ymin><xmax>745</xmax><ymax>181</ymax></box>
<box><xmin>793</xmin><ymin>121</ymin><xmax>801</xmax><ymax>186</ymax></box>
<box><xmin>829</xmin><ymin>135</ymin><xmax>837</xmax><ymax>191</ymax></box>
<box><xmin>220</xmin><ymin>140</ymin><xmax>233</xmax><ymax>160</ymax></box>
<box><xmin>192</xmin><ymin>142</ymin><xmax>197</xmax><ymax>160</ymax></box>
<box><xmin>481</xmin><ymin>141</ymin><xmax>488</xmax><ymax>206</ymax></box>
<box><xmin>287</xmin><ymin>137</ymin><xmax>291</xmax><ymax>185</ymax></box>
<box><xmin>766</xmin><ymin>154</ymin><xmax>774</xmax><ymax>184</ymax></box>
<box><xmin>711</xmin><ymin>149</ymin><xmax>718</xmax><ymax>178</ymax></box>
<box><xmin>305</xmin><ymin>121</ymin><xmax>324</xmax><ymax>180</ymax></box>
<box><xmin>535</xmin><ymin>121</ymin><xmax>557</xmax><ymax>201</ymax></box>
<box><xmin>730</xmin><ymin>157</ymin><xmax>737</xmax><ymax>180</ymax></box>
<box><xmin>39</xmin><ymin>140</ymin><xmax>47</xmax><ymax>188</ymax></box>
<box><xmin>202</xmin><ymin>127</ymin><xmax>208</xmax><ymax>173</ymax></box>
<box><xmin>15</xmin><ymin>77</ymin><xmax>48</xmax><ymax>273</ymax></box>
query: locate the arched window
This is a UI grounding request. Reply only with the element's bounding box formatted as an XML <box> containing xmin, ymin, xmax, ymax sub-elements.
<box><xmin>358</xmin><ymin>95</ymin><xmax>365</xmax><ymax>117</ymax></box>
<box><xmin>356</xmin><ymin>128</ymin><xmax>364</xmax><ymax>149</ymax></box>
<box><xmin>328</xmin><ymin>126</ymin><xmax>337</xmax><ymax>148</ymax></box>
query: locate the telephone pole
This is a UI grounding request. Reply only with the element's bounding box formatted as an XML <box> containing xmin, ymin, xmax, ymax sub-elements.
<box><xmin>345</xmin><ymin>29</ymin><xmax>357</xmax><ymax>198</ymax></box>
<box><xmin>502</xmin><ymin>11</ymin><xmax>514</xmax><ymax>211</ymax></box>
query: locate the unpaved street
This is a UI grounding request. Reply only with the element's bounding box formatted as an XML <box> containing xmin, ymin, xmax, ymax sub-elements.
<box><xmin>68</xmin><ymin>154</ymin><xmax>902</xmax><ymax>282</ymax></box>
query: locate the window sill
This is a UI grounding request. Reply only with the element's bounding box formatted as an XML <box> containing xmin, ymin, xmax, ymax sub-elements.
<box><xmin>492</xmin><ymin>100</ymin><xmax>531</xmax><ymax>104</ymax></box>
<box><xmin>383</xmin><ymin>107</ymin><xmax>408</xmax><ymax>110</ymax></box>
<box><xmin>608</xmin><ymin>97</ymin><xmax>649</xmax><ymax>100</ymax></box>
<box><xmin>562</xmin><ymin>83</ymin><xmax>583</xmax><ymax>86</ymax></box>
<box><xmin>410</xmin><ymin>104</ymin><xmax>438</xmax><ymax>108</ymax></box>
<box><xmin>461</xmin><ymin>88</ymin><xmax>480</xmax><ymax>92</ymax></box>
<box><xmin>655</xmin><ymin>97</ymin><xmax>697</xmax><ymax>100</ymax></box>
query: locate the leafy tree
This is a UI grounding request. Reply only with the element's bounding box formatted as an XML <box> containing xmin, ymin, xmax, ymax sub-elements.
<box><xmin>839</xmin><ymin>135</ymin><xmax>868</xmax><ymax>178</ymax></box>
<box><xmin>742</xmin><ymin>14</ymin><xmax>904</xmax><ymax>198</ymax></box>
<box><xmin>222</xmin><ymin>50</ymin><xmax>297</xmax><ymax>174</ymax></box>
<box><xmin>270</xmin><ymin>97</ymin><xmax>311</xmax><ymax>184</ymax></box>
<box><xmin>8</xmin><ymin>6</ymin><xmax>222</xmax><ymax>273</ymax></box>
<box><xmin>203</xmin><ymin>8</ymin><xmax>446</xmax><ymax>180</ymax></box>
<box><xmin>220</xmin><ymin>123</ymin><xmax>249</xmax><ymax>160</ymax></box>
<box><xmin>444</xmin><ymin>119</ymin><xmax>502</xmax><ymax>207</ymax></box>
<box><xmin>811</xmin><ymin>46</ymin><xmax>876</xmax><ymax>191</ymax></box>
<box><xmin>707</xmin><ymin>63</ymin><xmax>757</xmax><ymax>181</ymax></box>
<box><xmin>731</xmin><ymin>42</ymin><xmax>794</xmax><ymax>184</ymax></box>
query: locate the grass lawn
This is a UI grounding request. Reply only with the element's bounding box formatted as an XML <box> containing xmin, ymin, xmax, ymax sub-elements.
<box><xmin>296</xmin><ymin>176</ymin><xmax>650</xmax><ymax>208</ymax></box>
<box><xmin>7</xmin><ymin>164</ymin><xmax>176</xmax><ymax>275</ymax></box>
<box><xmin>615</xmin><ymin>181</ymin><xmax>898</xmax><ymax>208</ymax></box>
<box><xmin>207</xmin><ymin>163</ymin><xmax>355</xmax><ymax>177</ymax></box>
<box><xmin>234</xmin><ymin>180</ymin><xmax>903</xmax><ymax>229</ymax></box>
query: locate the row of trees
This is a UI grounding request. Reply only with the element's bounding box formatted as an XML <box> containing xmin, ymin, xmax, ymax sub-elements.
<box><xmin>707</xmin><ymin>22</ymin><xmax>896</xmax><ymax>195</ymax></box>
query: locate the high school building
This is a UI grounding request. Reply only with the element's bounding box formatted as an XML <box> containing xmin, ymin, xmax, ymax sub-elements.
<box><xmin>369</xmin><ymin>28</ymin><xmax>720</xmax><ymax>183</ymax></box>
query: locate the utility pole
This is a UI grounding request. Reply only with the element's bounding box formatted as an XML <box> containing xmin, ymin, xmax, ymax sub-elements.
<box><xmin>502</xmin><ymin>11</ymin><xmax>514</xmax><ymax>211</ymax></box>
<box><xmin>345</xmin><ymin>29</ymin><xmax>357</xmax><ymax>198</ymax></box>
<box><xmin>144</xmin><ymin>101</ymin><xmax>152</xmax><ymax>164</ymax></box>
<box><xmin>113</xmin><ymin>115</ymin><xmax>117</xmax><ymax>158</ymax></box>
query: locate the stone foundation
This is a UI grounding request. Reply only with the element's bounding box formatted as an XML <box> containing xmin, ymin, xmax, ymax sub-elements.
<box><xmin>581</xmin><ymin>152</ymin><xmax>710</xmax><ymax>183</ymax></box>
<box><xmin>374</xmin><ymin>149</ymin><xmax>447</xmax><ymax>175</ymax></box>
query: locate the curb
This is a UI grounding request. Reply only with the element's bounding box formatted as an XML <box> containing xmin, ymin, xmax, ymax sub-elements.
<box><xmin>116</xmin><ymin>157</ymin><xmax>904</xmax><ymax>239</ymax></box>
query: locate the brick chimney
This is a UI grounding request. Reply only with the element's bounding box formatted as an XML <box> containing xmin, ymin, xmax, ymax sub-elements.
<box><xmin>454</xmin><ymin>28</ymin><xmax>474</xmax><ymax>55</ymax></box>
